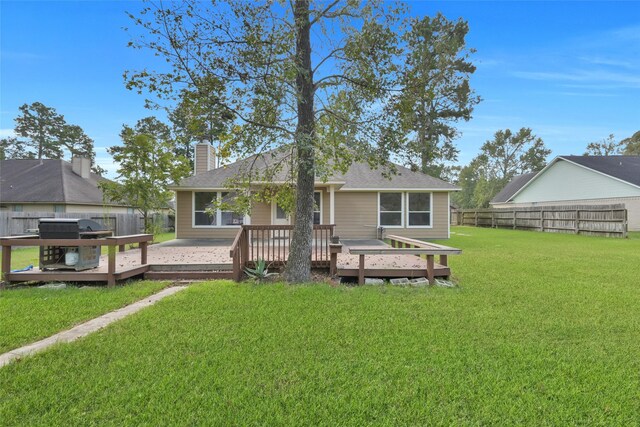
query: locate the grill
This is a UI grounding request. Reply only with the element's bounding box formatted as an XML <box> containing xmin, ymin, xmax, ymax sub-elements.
<box><xmin>39</xmin><ymin>219</ymin><xmax>113</xmax><ymax>271</ymax></box>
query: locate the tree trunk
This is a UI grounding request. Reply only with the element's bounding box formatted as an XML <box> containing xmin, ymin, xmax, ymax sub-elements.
<box><xmin>284</xmin><ymin>0</ymin><xmax>315</xmax><ymax>283</ymax></box>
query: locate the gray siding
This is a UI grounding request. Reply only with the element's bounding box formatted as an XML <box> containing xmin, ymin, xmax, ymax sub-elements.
<box><xmin>176</xmin><ymin>190</ymin><xmax>452</xmax><ymax>239</ymax></box>
<box><xmin>175</xmin><ymin>191</ymin><xmax>240</xmax><ymax>239</ymax></box>
<box><xmin>334</xmin><ymin>191</ymin><xmax>450</xmax><ymax>239</ymax></box>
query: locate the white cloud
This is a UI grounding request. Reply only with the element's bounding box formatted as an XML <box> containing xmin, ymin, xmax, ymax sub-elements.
<box><xmin>1</xmin><ymin>51</ymin><xmax>46</xmax><ymax>61</ymax></box>
<box><xmin>513</xmin><ymin>70</ymin><xmax>640</xmax><ymax>88</ymax></box>
<box><xmin>507</xmin><ymin>24</ymin><xmax>640</xmax><ymax>91</ymax></box>
<box><xmin>0</xmin><ymin>129</ymin><xmax>16</xmax><ymax>138</ymax></box>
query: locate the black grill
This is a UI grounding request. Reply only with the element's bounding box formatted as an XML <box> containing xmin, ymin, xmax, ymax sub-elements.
<box><xmin>38</xmin><ymin>218</ymin><xmax>109</xmax><ymax>239</ymax></box>
<box><xmin>38</xmin><ymin>219</ymin><xmax>113</xmax><ymax>271</ymax></box>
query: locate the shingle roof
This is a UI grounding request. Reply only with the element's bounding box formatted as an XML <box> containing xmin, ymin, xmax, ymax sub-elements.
<box><xmin>560</xmin><ymin>155</ymin><xmax>640</xmax><ymax>187</ymax></box>
<box><xmin>174</xmin><ymin>150</ymin><xmax>458</xmax><ymax>191</ymax></box>
<box><xmin>490</xmin><ymin>172</ymin><xmax>537</xmax><ymax>204</ymax></box>
<box><xmin>0</xmin><ymin>159</ymin><xmax>127</xmax><ymax>205</ymax></box>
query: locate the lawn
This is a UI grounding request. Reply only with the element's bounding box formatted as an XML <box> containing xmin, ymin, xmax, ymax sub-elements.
<box><xmin>5</xmin><ymin>231</ymin><xmax>176</xmax><ymax>270</ymax></box>
<box><xmin>2</xmin><ymin>227</ymin><xmax>640</xmax><ymax>424</ymax></box>
<box><xmin>0</xmin><ymin>281</ymin><xmax>169</xmax><ymax>353</ymax></box>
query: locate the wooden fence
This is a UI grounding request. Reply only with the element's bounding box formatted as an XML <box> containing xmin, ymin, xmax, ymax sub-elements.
<box><xmin>457</xmin><ymin>204</ymin><xmax>627</xmax><ymax>238</ymax></box>
<box><xmin>0</xmin><ymin>211</ymin><xmax>171</xmax><ymax>237</ymax></box>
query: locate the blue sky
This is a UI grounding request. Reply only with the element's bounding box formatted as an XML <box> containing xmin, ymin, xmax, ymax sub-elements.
<box><xmin>1</xmin><ymin>1</ymin><xmax>639</xmax><ymax>177</ymax></box>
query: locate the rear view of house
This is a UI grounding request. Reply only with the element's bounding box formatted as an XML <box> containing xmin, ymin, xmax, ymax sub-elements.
<box><xmin>170</xmin><ymin>143</ymin><xmax>459</xmax><ymax>240</ymax></box>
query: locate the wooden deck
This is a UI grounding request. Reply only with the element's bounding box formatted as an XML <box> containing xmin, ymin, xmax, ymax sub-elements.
<box><xmin>336</xmin><ymin>236</ymin><xmax>459</xmax><ymax>284</ymax></box>
<box><xmin>2</xmin><ymin>227</ymin><xmax>461</xmax><ymax>286</ymax></box>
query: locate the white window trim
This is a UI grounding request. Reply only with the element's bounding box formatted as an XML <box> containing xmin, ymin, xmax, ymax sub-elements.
<box><xmin>406</xmin><ymin>192</ymin><xmax>433</xmax><ymax>229</ymax></box>
<box><xmin>377</xmin><ymin>192</ymin><xmax>404</xmax><ymax>228</ymax></box>
<box><xmin>314</xmin><ymin>190</ymin><xmax>323</xmax><ymax>225</ymax></box>
<box><xmin>192</xmin><ymin>191</ymin><xmax>244</xmax><ymax>228</ymax></box>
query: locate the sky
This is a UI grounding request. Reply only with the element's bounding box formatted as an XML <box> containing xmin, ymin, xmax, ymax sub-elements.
<box><xmin>1</xmin><ymin>1</ymin><xmax>639</xmax><ymax>177</ymax></box>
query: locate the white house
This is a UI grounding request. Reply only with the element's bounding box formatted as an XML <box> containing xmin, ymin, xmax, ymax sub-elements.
<box><xmin>490</xmin><ymin>156</ymin><xmax>640</xmax><ymax>231</ymax></box>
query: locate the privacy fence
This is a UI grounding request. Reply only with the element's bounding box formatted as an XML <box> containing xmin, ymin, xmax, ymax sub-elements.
<box><xmin>0</xmin><ymin>211</ymin><xmax>172</xmax><ymax>237</ymax></box>
<box><xmin>457</xmin><ymin>204</ymin><xmax>627</xmax><ymax>238</ymax></box>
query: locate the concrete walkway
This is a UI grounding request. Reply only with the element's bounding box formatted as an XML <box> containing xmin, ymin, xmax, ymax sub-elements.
<box><xmin>0</xmin><ymin>286</ymin><xmax>187</xmax><ymax>368</ymax></box>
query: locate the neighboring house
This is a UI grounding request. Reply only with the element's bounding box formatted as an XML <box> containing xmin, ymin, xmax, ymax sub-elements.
<box><xmin>489</xmin><ymin>172</ymin><xmax>537</xmax><ymax>208</ymax></box>
<box><xmin>0</xmin><ymin>157</ymin><xmax>134</xmax><ymax>214</ymax></box>
<box><xmin>170</xmin><ymin>143</ymin><xmax>459</xmax><ymax>239</ymax></box>
<box><xmin>490</xmin><ymin>155</ymin><xmax>640</xmax><ymax>231</ymax></box>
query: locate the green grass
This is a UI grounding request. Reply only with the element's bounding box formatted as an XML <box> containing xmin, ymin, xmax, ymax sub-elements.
<box><xmin>2</xmin><ymin>227</ymin><xmax>640</xmax><ymax>424</ymax></box>
<box><xmin>0</xmin><ymin>281</ymin><xmax>169</xmax><ymax>353</ymax></box>
<box><xmin>4</xmin><ymin>231</ymin><xmax>176</xmax><ymax>270</ymax></box>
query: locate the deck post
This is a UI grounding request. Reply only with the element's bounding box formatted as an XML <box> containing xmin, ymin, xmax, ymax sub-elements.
<box><xmin>329</xmin><ymin>243</ymin><xmax>342</xmax><ymax>276</ymax></box>
<box><xmin>439</xmin><ymin>254</ymin><xmax>448</xmax><ymax>267</ymax></box>
<box><xmin>107</xmin><ymin>244</ymin><xmax>116</xmax><ymax>286</ymax></box>
<box><xmin>140</xmin><ymin>241</ymin><xmax>148</xmax><ymax>265</ymax></box>
<box><xmin>426</xmin><ymin>255</ymin><xmax>435</xmax><ymax>285</ymax></box>
<box><xmin>358</xmin><ymin>254</ymin><xmax>365</xmax><ymax>285</ymax></box>
<box><xmin>1</xmin><ymin>244</ymin><xmax>11</xmax><ymax>289</ymax></box>
<box><xmin>329</xmin><ymin>185</ymin><xmax>335</xmax><ymax>225</ymax></box>
<box><xmin>119</xmin><ymin>244</ymin><xmax>126</xmax><ymax>253</ymax></box>
<box><xmin>241</xmin><ymin>230</ymin><xmax>249</xmax><ymax>274</ymax></box>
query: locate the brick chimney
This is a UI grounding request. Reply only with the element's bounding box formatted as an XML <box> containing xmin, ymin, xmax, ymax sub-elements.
<box><xmin>194</xmin><ymin>142</ymin><xmax>216</xmax><ymax>175</ymax></box>
<box><xmin>71</xmin><ymin>156</ymin><xmax>91</xmax><ymax>179</ymax></box>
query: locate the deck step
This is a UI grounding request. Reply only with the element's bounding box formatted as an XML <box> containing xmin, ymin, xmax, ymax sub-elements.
<box><xmin>144</xmin><ymin>271</ymin><xmax>235</xmax><ymax>280</ymax></box>
<box><xmin>147</xmin><ymin>263</ymin><xmax>233</xmax><ymax>272</ymax></box>
<box><xmin>337</xmin><ymin>267</ymin><xmax>450</xmax><ymax>278</ymax></box>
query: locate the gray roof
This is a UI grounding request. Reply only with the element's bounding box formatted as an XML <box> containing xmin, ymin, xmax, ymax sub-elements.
<box><xmin>490</xmin><ymin>172</ymin><xmax>537</xmax><ymax>204</ymax></box>
<box><xmin>174</xmin><ymin>150</ymin><xmax>458</xmax><ymax>191</ymax></box>
<box><xmin>0</xmin><ymin>159</ymin><xmax>127</xmax><ymax>206</ymax></box>
<box><xmin>560</xmin><ymin>155</ymin><xmax>640</xmax><ymax>187</ymax></box>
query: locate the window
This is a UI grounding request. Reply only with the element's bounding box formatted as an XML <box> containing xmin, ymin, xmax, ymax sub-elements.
<box><xmin>379</xmin><ymin>193</ymin><xmax>403</xmax><ymax>226</ymax></box>
<box><xmin>194</xmin><ymin>192</ymin><xmax>217</xmax><ymax>226</ymax></box>
<box><xmin>53</xmin><ymin>205</ymin><xmax>64</xmax><ymax>213</ymax></box>
<box><xmin>193</xmin><ymin>191</ymin><xmax>244</xmax><ymax>227</ymax></box>
<box><xmin>12</xmin><ymin>205</ymin><xmax>23</xmax><ymax>212</ymax></box>
<box><xmin>127</xmin><ymin>207</ymin><xmax>135</xmax><ymax>214</ymax></box>
<box><xmin>220</xmin><ymin>192</ymin><xmax>244</xmax><ymax>226</ymax></box>
<box><xmin>313</xmin><ymin>191</ymin><xmax>322</xmax><ymax>225</ymax></box>
<box><xmin>407</xmin><ymin>193</ymin><xmax>431</xmax><ymax>226</ymax></box>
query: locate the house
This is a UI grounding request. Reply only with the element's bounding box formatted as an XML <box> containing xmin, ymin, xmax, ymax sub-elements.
<box><xmin>489</xmin><ymin>172</ymin><xmax>537</xmax><ymax>207</ymax></box>
<box><xmin>170</xmin><ymin>143</ymin><xmax>459</xmax><ymax>239</ymax></box>
<box><xmin>0</xmin><ymin>157</ymin><xmax>133</xmax><ymax>214</ymax></box>
<box><xmin>490</xmin><ymin>155</ymin><xmax>640</xmax><ymax>231</ymax></box>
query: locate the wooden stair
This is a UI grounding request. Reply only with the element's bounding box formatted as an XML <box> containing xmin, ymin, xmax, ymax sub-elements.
<box><xmin>144</xmin><ymin>263</ymin><xmax>235</xmax><ymax>281</ymax></box>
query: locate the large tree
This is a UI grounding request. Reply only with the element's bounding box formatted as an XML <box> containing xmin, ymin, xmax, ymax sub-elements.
<box><xmin>100</xmin><ymin>118</ymin><xmax>191</xmax><ymax>232</ymax></box>
<box><xmin>584</xmin><ymin>134</ymin><xmax>623</xmax><ymax>156</ymax></box>
<box><xmin>395</xmin><ymin>13</ymin><xmax>480</xmax><ymax>178</ymax></box>
<box><xmin>14</xmin><ymin>102</ymin><xmax>66</xmax><ymax>159</ymax></box>
<box><xmin>0</xmin><ymin>137</ymin><xmax>32</xmax><ymax>160</ymax></box>
<box><xmin>125</xmin><ymin>0</ymin><xmax>470</xmax><ymax>282</ymax></box>
<box><xmin>622</xmin><ymin>131</ymin><xmax>640</xmax><ymax>155</ymax></box>
<box><xmin>1</xmin><ymin>102</ymin><xmax>103</xmax><ymax>173</ymax></box>
<box><xmin>477</xmin><ymin>128</ymin><xmax>550</xmax><ymax>182</ymax></box>
<box><xmin>169</xmin><ymin>82</ymin><xmax>235</xmax><ymax>169</ymax></box>
<box><xmin>456</xmin><ymin>128</ymin><xmax>550</xmax><ymax>208</ymax></box>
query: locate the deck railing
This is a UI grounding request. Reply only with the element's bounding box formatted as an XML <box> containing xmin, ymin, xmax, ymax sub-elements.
<box><xmin>346</xmin><ymin>235</ymin><xmax>462</xmax><ymax>285</ymax></box>
<box><xmin>230</xmin><ymin>224</ymin><xmax>336</xmax><ymax>280</ymax></box>
<box><xmin>229</xmin><ymin>227</ymin><xmax>248</xmax><ymax>282</ymax></box>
